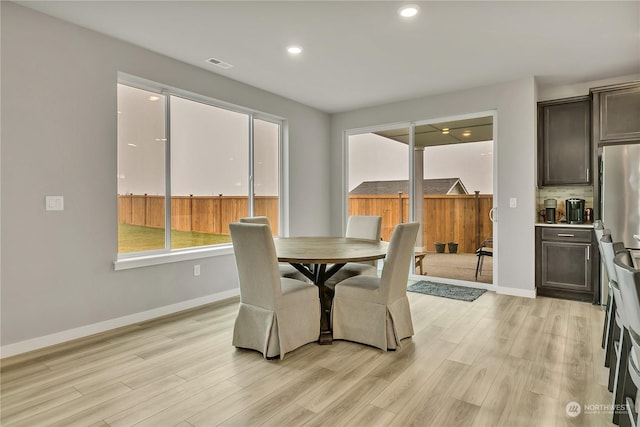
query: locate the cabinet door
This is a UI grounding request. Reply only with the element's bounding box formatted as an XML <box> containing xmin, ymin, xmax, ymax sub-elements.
<box><xmin>540</xmin><ymin>241</ymin><xmax>592</xmax><ymax>292</ymax></box>
<box><xmin>539</xmin><ymin>99</ymin><xmax>591</xmax><ymax>186</ymax></box>
<box><xmin>600</xmin><ymin>86</ymin><xmax>640</xmax><ymax>142</ymax></box>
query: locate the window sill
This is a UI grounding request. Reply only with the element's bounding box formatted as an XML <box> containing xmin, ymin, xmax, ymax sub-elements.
<box><xmin>114</xmin><ymin>245</ymin><xmax>235</xmax><ymax>270</ymax></box>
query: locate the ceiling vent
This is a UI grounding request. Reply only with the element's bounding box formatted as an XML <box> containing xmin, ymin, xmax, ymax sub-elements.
<box><xmin>206</xmin><ymin>57</ymin><xmax>233</xmax><ymax>69</ymax></box>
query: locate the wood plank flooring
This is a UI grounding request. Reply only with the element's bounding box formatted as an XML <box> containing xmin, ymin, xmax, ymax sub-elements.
<box><xmin>1</xmin><ymin>291</ymin><xmax>615</xmax><ymax>426</ymax></box>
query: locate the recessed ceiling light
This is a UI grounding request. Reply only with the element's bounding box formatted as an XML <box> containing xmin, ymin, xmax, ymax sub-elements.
<box><xmin>148</xmin><ymin>96</ymin><xmax>160</xmax><ymax>101</ymax></box>
<box><xmin>399</xmin><ymin>4</ymin><xmax>419</xmax><ymax>18</ymax></box>
<box><xmin>287</xmin><ymin>46</ymin><xmax>302</xmax><ymax>55</ymax></box>
<box><xmin>127</xmin><ymin>143</ymin><xmax>137</xmax><ymax>147</ymax></box>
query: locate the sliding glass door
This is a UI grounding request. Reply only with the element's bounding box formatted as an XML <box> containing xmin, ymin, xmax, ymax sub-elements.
<box><xmin>346</xmin><ymin>115</ymin><xmax>495</xmax><ymax>283</ymax></box>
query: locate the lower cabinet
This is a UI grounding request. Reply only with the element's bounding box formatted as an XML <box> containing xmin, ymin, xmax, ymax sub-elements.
<box><xmin>535</xmin><ymin>226</ymin><xmax>599</xmax><ymax>303</ymax></box>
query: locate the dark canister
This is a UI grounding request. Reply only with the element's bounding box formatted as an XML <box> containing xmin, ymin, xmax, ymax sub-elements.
<box><xmin>544</xmin><ymin>199</ymin><xmax>557</xmax><ymax>224</ymax></box>
<box><xmin>566</xmin><ymin>198</ymin><xmax>585</xmax><ymax>224</ymax></box>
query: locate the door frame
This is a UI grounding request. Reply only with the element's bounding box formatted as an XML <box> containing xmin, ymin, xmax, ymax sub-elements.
<box><xmin>342</xmin><ymin>110</ymin><xmax>498</xmax><ymax>289</ymax></box>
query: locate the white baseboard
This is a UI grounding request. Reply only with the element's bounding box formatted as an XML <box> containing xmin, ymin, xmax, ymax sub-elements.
<box><xmin>496</xmin><ymin>286</ymin><xmax>536</xmax><ymax>299</ymax></box>
<box><xmin>0</xmin><ymin>288</ymin><xmax>240</xmax><ymax>359</ymax></box>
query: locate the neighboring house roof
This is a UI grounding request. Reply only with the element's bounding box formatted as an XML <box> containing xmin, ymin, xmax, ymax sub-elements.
<box><xmin>350</xmin><ymin>178</ymin><xmax>469</xmax><ymax>195</ymax></box>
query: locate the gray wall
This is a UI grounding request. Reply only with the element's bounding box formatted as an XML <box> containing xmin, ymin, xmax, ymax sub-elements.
<box><xmin>1</xmin><ymin>3</ymin><xmax>330</xmax><ymax>349</ymax></box>
<box><xmin>330</xmin><ymin>79</ymin><xmax>538</xmax><ymax>295</ymax></box>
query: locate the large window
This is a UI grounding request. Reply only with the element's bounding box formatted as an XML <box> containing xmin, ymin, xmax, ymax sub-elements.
<box><xmin>117</xmin><ymin>81</ymin><xmax>281</xmax><ymax>256</ymax></box>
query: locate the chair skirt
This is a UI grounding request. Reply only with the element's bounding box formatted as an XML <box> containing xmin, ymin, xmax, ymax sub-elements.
<box><xmin>332</xmin><ymin>294</ymin><xmax>414</xmax><ymax>351</ymax></box>
<box><xmin>233</xmin><ymin>293</ymin><xmax>320</xmax><ymax>359</ymax></box>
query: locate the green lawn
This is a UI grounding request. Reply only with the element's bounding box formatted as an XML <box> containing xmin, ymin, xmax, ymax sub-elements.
<box><xmin>118</xmin><ymin>224</ymin><xmax>231</xmax><ymax>253</ymax></box>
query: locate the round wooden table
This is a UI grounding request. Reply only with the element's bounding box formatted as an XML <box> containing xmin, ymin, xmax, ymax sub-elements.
<box><xmin>274</xmin><ymin>237</ymin><xmax>388</xmax><ymax>343</ymax></box>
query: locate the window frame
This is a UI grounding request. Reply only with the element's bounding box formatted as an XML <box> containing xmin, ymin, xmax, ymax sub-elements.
<box><xmin>114</xmin><ymin>73</ymin><xmax>285</xmax><ymax>269</ymax></box>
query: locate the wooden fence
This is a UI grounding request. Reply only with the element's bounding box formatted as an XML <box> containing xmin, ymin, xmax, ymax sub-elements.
<box><xmin>118</xmin><ymin>193</ymin><xmax>493</xmax><ymax>254</ymax></box>
<box><xmin>349</xmin><ymin>193</ymin><xmax>493</xmax><ymax>254</ymax></box>
<box><xmin>118</xmin><ymin>195</ymin><xmax>279</xmax><ymax>236</ymax></box>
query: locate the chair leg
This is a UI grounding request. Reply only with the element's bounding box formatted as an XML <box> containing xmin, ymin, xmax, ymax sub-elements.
<box><xmin>613</xmin><ymin>328</ymin><xmax>631</xmax><ymax>425</ymax></box>
<box><xmin>623</xmin><ymin>396</ymin><xmax>637</xmax><ymax>427</ymax></box>
<box><xmin>611</xmin><ymin>322</ymin><xmax>622</xmax><ymax>392</ymax></box>
<box><xmin>619</xmin><ymin>368</ymin><xmax>637</xmax><ymax>427</ymax></box>
<box><xmin>475</xmin><ymin>255</ymin><xmax>482</xmax><ymax>280</ymax></box>
<box><xmin>606</xmin><ymin>298</ymin><xmax>617</xmax><ymax>368</ymax></box>
<box><xmin>604</xmin><ymin>291</ymin><xmax>612</xmax><ymax>348</ymax></box>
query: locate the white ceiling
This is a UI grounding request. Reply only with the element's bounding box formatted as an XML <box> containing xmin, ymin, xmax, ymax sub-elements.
<box><xmin>16</xmin><ymin>1</ymin><xmax>640</xmax><ymax>113</ymax></box>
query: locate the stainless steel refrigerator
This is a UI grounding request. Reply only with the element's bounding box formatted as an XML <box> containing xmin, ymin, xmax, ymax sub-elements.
<box><xmin>601</xmin><ymin>143</ymin><xmax>640</xmax><ymax>249</ymax></box>
<box><xmin>600</xmin><ymin>143</ymin><xmax>640</xmax><ymax>302</ymax></box>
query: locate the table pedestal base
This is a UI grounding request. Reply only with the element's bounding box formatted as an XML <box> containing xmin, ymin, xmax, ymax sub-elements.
<box><xmin>319</xmin><ymin>331</ymin><xmax>333</xmax><ymax>345</ymax></box>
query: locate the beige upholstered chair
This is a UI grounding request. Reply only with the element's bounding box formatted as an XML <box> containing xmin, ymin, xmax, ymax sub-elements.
<box><xmin>331</xmin><ymin>222</ymin><xmax>419</xmax><ymax>351</ymax></box>
<box><xmin>230</xmin><ymin>222</ymin><xmax>320</xmax><ymax>359</ymax></box>
<box><xmin>239</xmin><ymin>216</ymin><xmax>308</xmax><ymax>282</ymax></box>
<box><xmin>325</xmin><ymin>215</ymin><xmax>383</xmax><ymax>289</ymax></box>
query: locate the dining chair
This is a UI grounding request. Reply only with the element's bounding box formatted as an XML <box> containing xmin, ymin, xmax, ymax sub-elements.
<box><xmin>229</xmin><ymin>222</ymin><xmax>320</xmax><ymax>359</ymax></box>
<box><xmin>595</xmin><ymin>221</ymin><xmax>615</xmax><ymax>363</ymax></box>
<box><xmin>331</xmin><ymin>222</ymin><xmax>419</xmax><ymax>351</ymax></box>
<box><xmin>601</xmin><ymin>234</ymin><xmax>632</xmax><ymax>424</ymax></box>
<box><xmin>602</xmin><ymin>232</ymin><xmax>632</xmax><ymax>372</ymax></box>
<box><xmin>239</xmin><ymin>216</ymin><xmax>308</xmax><ymax>282</ymax></box>
<box><xmin>325</xmin><ymin>215</ymin><xmax>383</xmax><ymax>290</ymax></box>
<box><xmin>474</xmin><ymin>237</ymin><xmax>493</xmax><ymax>280</ymax></box>
<box><xmin>614</xmin><ymin>251</ymin><xmax>640</xmax><ymax>427</ymax></box>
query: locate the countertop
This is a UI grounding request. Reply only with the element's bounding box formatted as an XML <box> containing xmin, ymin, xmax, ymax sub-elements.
<box><xmin>535</xmin><ymin>223</ymin><xmax>594</xmax><ymax>229</ymax></box>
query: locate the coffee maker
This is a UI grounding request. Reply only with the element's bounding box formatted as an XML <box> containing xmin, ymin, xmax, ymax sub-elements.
<box><xmin>544</xmin><ymin>199</ymin><xmax>557</xmax><ymax>224</ymax></box>
<box><xmin>566</xmin><ymin>198</ymin><xmax>585</xmax><ymax>224</ymax></box>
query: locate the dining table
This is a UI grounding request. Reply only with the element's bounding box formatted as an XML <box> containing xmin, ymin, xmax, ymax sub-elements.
<box><xmin>274</xmin><ymin>236</ymin><xmax>388</xmax><ymax>343</ymax></box>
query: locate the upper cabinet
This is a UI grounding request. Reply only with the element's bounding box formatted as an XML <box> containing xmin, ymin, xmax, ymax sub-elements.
<box><xmin>592</xmin><ymin>83</ymin><xmax>640</xmax><ymax>145</ymax></box>
<box><xmin>538</xmin><ymin>96</ymin><xmax>591</xmax><ymax>187</ymax></box>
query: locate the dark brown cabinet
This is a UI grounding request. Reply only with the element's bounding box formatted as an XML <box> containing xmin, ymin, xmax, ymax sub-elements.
<box><xmin>590</xmin><ymin>81</ymin><xmax>640</xmax><ymax>220</ymax></box>
<box><xmin>597</xmin><ymin>84</ymin><xmax>640</xmax><ymax>143</ymax></box>
<box><xmin>536</xmin><ymin>227</ymin><xmax>599</xmax><ymax>303</ymax></box>
<box><xmin>537</xmin><ymin>97</ymin><xmax>591</xmax><ymax>186</ymax></box>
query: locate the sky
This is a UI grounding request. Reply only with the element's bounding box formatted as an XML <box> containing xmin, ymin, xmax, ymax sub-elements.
<box><xmin>118</xmin><ymin>84</ymin><xmax>493</xmax><ymax>197</ymax></box>
<box><xmin>348</xmin><ymin>133</ymin><xmax>494</xmax><ymax>194</ymax></box>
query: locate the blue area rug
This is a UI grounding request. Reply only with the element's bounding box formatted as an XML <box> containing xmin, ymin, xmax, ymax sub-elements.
<box><xmin>407</xmin><ymin>280</ymin><xmax>486</xmax><ymax>302</ymax></box>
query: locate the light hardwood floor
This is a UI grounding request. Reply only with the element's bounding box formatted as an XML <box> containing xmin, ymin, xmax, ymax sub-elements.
<box><xmin>1</xmin><ymin>291</ymin><xmax>615</xmax><ymax>426</ymax></box>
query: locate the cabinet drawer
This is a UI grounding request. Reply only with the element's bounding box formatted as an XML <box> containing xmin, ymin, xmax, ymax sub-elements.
<box><xmin>540</xmin><ymin>228</ymin><xmax>592</xmax><ymax>243</ymax></box>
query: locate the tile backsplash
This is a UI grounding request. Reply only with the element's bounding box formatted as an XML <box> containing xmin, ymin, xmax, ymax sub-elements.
<box><xmin>536</xmin><ymin>186</ymin><xmax>594</xmax><ymax>223</ymax></box>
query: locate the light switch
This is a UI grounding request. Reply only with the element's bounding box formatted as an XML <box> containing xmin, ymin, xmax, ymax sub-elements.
<box><xmin>45</xmin><ymin>196</ymin><xmax>64</xmax><ymax>211</ymax></box>
<box><xmin>509</xmin><ymin>197</ymin><xmax>517</xmax><ymax>208</ymax></box>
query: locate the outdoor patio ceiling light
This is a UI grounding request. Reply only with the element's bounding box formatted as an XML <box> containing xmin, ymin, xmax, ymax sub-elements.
<box><xmin>463</xmin><ymin>130</ymin><xmax>472</xmax><ymax>137</ymax></box>
<box><xmin>442</xmin><ymin>128</ymin><xmax>450</xmax><ymax>135</ymax></box>
<box><xmin>398</xmin><ymin>4</ymin><xmax>419</xmax><ymax>18</ymax></box>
